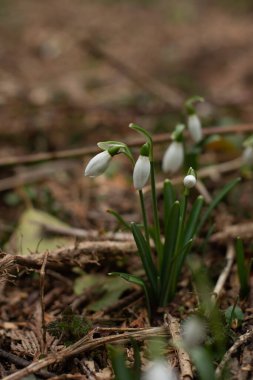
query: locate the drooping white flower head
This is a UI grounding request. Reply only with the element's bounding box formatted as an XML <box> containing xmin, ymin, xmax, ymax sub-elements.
<box><xmin>188</xmin><ymin>113</ymin><xmax>202</xmax><ymax>143</ymax></box>
<box><xmin>183</xmin><ymin>174</ymin><xmax>196</xmax><ymax>189</ymax></box>
<box><xmin>84</xmin><ymin>150</ymin><xmax>112</xmax><ymax>177</ymax></box>
<box><xmin>142</xmin><ymin>360</ymin><xmax>178</xmax><ymax>380</ymax></box>
<box><xmin>181</xmin><ymin>315</ymin><xmax>207</xmax><ymax>348</ymax></box>
<box><xmin>133</xmin><ymin>155</ymin><xmax>151</xmax><ymax>190</ymax></box>
<box><xmin>162</xmin><ymin>141</ymin><xmax>184</xmax><ymax>173</ymax></box>
<box><xmin>242</xmin><ymin>146</ymin><xmax>253</xmax><ymax>166</ymax></box>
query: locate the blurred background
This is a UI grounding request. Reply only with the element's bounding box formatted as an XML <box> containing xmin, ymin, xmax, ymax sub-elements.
<box><xmin>1</xmin><ymin>0</ymin><xmax>253</xmax><ymax>152</ymax></box>
<box><xmin>1</xmin><ymin>0</ymin><xmax>253</xmax><ymax>232</ymax></box>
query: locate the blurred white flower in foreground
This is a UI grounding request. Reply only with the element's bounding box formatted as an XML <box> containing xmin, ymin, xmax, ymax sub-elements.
<box><xmin>142</xmin><ymin>360</ymin><xmax>178</xmax><ymax>380</ymax></box>
<box><xmin>187</xmin><ymin>113</ymin><xmax>202</xmax><ymax>143</ymax></box>
<box><xmin>133</xmin><ymin>155</ymin><xmax>151</xmax><ymax>190</ymax></box>
<box><xmin>84</xmin><ymin>150</ymin><xmax>112</xmax><ymax>177</ymax></box>
<box><xmin>182</xmin><ymin>315</ymin><xmax>207</xmax><ymax>348</ymax></box>
<box><xmin>162</xmin><ymin>141</ymin><xmax>184</xmax><ymax>173</ymax></box>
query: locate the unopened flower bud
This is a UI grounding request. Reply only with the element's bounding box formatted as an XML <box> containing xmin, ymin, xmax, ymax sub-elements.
<box><xmin>84</xmin><ymin>150</ymin><xmax>112</xmax><ymax>177</ymax></box>
<box><xmin>188</xmin><ymin>113</ymin><xmax>202</xmax><ymax>143</ymax></box>
<box><xmin>162</xmin><ymin>141</ymin><xmax>184</xmax><ymax>173</ymax></box>
<box><xmin>183</xmin><ymin>174</ymin><xmax>196</xmax><ymax>189</ymax></box>
<box><xmin>133</xmin><ymin>155</ymin><xmax>150</xmax><ymax>190</ymax></box>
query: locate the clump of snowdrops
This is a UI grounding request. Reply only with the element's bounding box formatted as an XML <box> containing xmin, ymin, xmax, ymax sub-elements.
<box><xmin>84</xmin><ymin>102</ymin><xmax>240</xmax><ymax>317</ymax></box>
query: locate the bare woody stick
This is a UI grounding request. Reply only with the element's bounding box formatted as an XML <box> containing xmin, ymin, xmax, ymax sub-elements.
<box><xmin>0</xmin><ymin>124</ymin><xmax>253</xmax><ymax>168</ymax></box>
<box><xmin>164</xmin><ymin>313</ymin><xmax>193</xmax><ymax>380</ymax></box>
<box><xmin>211</xmin><ymin>242</ymin><xmax>235</xmax><ymax>302</ymax></box>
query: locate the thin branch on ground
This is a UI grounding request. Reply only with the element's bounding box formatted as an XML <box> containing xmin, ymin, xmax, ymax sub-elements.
<box><xmin>3</xmin><ymin>326</ymin><xmax>168</xmax><ymax>380</ymax></box>
<box><xmin>0</xmin><ymin>348</ymin><xmax>55</xmax><ymax>379</ymax></box>
<box><xmin>210</xmin><ymin>222</ymin><xmax>253</xmax><ymax>242</ymax></box>
<box><xmin>0</xmin><ymin>125</ymin><xmax>252</xmax><ymax>168</ymax></box>
<box><xmin>215</xmin><ymin>328</ymin><xmax>253</xmax><ymax>377</ymax></box>
<box><xmin>0</xmin><ymin>240</ymin><xmax>137</xmax><ymax>271</ymax></box>
<box><xmin>211</xmin><ymin>242</ymin><xmax>235</xmax><ymax>302</ymax></box>
<box><xmin>37</xmin><ymin>222</ymin><xmax>133</xmax><ymax>241</ymax></box>
<box><xmin>164</xmin><ymin>313</ymin><xmax>193</xmax><ymax>380</ymax></box>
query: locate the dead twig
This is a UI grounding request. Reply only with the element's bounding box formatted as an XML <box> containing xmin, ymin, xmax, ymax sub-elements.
<box><xmin>210</xmin><ymin>222</ymin><xmax>253</xmax><ymax>243</ymax></box>
<box><xmin>0</xmin><ymin>348</ymin><xmax>55</xmax><ymax>379</ymax></box>
<box><xmin>0</xmin><ymin>160</ymin><xmax>76</xmax><ymax>192</ymax></box>
<box><xmin>40</xmin><ymin>251</ymin><xmax>49</xmax><ymax>355</ymax></box>
<box><xmin>215</xmin><ymin>328</ymin><xmax>253</xmax><ymax>377</ymax></box>
<box><xmin>37</xmin><ymin>221</ymin><xmax>133</xmax><ymax>241</ymax></box>
<box><xmin>211</xmin><ymin>242</ymin><xmax>235</xmax><ymax>302</ymax></box>
<box><xmin>3</xmin><ymin>326</ymin><xmax>168</xmax><ymax>380</ymax></box>
<box><xmin>0</xmin><ymin>240</ymin><xmax>137</xmax><ymax>271</ymax></box>
<box><xmin>0</xmin><ymin>125</ymin><xmax>252</xmax><ymax>168</ymax></box>
<box><xmin>164</xmin><ymin>313</ymin><xmax>193</xmax><ymax>380</ymax></box>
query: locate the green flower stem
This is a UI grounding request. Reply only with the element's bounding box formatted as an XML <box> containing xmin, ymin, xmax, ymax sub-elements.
<box><xmin>170</xmin><ymin>190</ymin><xmax>189</xmax><ymax>294</ymax></box>
<box><xmin>138</xmin><ymin>190</ymin><xmax>150</xmax><ymax>250</ymax></box>
<box><xmin>150</xmin><ymin>160</ymin><xmax>162</xmax><ymax>264</ymax></box>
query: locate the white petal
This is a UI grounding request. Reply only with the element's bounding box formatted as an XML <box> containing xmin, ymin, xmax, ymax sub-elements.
<box><xmin>162</xmin><ymin>142</ymin><xmax>184</xmax><ymax>173</ymax></box>
<box><xmin>142</xmin><ymin>360</ymin><xmax>178</xmax><ymax>380</ymax></box>
<box><xmin>183</xmin><ymin>174</ymin><xmax>196</xmax><ymax>188</ymax></box>
<box><xmin>242</xmin><ymin>146</ymin><xmax>253</xmax><ymax>165</ymax></box>
<box><xmin>84</xmin><ymin>150</ymin><xmax>112</xmax><ymax>177</ymax></box>
<box><xmin>133</xmin><ymin>155</ymin><xmax>150</xmax><ymax>190</ymax></box>
<box><xmin>188</xmin><ymin>114</ymin><xmax>202</xmax><ymax>142</ymax></box>
<box><xmin>182</xmin><ymin>316</ymin><xmax>207</xmax><ymax>348</ymax></box>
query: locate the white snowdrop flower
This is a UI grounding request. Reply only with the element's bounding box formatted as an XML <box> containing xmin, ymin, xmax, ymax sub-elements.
<box><xmin>162</xmin><ymin>141</ymin><xmax>184</xmax><ymax>173</ymax></box>
<box><xmin>142</xmin><ymin>360</ymin><xmax>178</xmax><ymax>380</ymax></box>
<box><xmin>133</xmin><ymin>155</ymin><xmax>150</xmax><ymax>190</ymax></box>
<box><xmin>182</xmin><ymin>316</ymin><xmax>207</xmax><ymax>348</ymax></box>
<box><xmin>242</xmin><ymin>146</ymin><xmax>253</xmax><ymax>166</ymax></box>
<box><xmin>84</xmin><ymin>150</ymin><xmax>112</xmax><ymax>177</ymax></box>
<box><xmin>188</xmin><ymin>113</ymin><xmax>202</xmax><ymax>143</ymax></box>
<box><xmin>183</xmin><ymin>174</ymin><xmax>196</xmax><ymax>189</ymax></box>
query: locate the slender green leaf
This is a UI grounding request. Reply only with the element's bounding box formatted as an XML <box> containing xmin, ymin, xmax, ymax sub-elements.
<box><xmin>131</xmin><ymin>223</ymin><xmax>157</xmax><ymax>295</ymax></box>
<box><xmin>163</xmin><ymin>179</ymin><xmax>176</xmax><ymax>229</ymax></box>
<box><xmin>107</xmin><ymin>209</ymin><xmax>131</xmax><ymax>231</ymax></box>
<box><xmin>170</xmin><ymin>239</ymin><xmax>193</xmax><ymax>298</ymax></box>
<box><xmin>235</xmin><ymin>237</ymin><xmax>249</xmax><ymax>297</ymax></box>
<box><xmin>197</xmin><ymin>177</ymin><xmax>241</xmax><ymax>234</ymax></box>
<box><xmin>108</xmin><ymin>272</ymin><xmax>151</xmax><ymax>316</ymax></box>
<box><xmin>191</xmin><ymin>347</ymin><xmax>216</xmax><ymax>380</ymax></box>
<box><xmin>161</xmin><ymin>201</ymin><xmax>180</xmax><ymax>284</ymax></box>
<box><xmin>131</xmin><ymin>340</ymin><xmax>142</xmax><ymax>380</ymax></box>
<box><xmin>108</xmin><ymin>345</ymin><xmax>132</xmax><ymax>380</ymax></box>
<box><xmin>183</xmin><ymin>196</ymin><xmax>204</xmax><ymax>244</ymax></box>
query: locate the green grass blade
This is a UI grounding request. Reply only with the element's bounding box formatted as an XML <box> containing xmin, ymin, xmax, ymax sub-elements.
<box><xmin>108</xmin><ymin>272</ymin><xmax>152</xmax><ymax>316</ymax></box>
<box><xmin>107</xmin><ymin>209</ymin><xmax>131</xmax><ymax>231</ymax></box>
<box><xmin>131</xmin><ymin>223</ymin><xmax>157</xmax><ymax>295</ymax></box>
<box><xmin>183</xmin><ymin>196</ymin><xmax>204</xmax><ymax>244</ymax></box>
<box><xmin>170</xmin><ymin>239</ymin><xmax>193</xmax><ymax>296</ymax></box>
<box><xmin>235</xmin><ymin>237</ymin><xmax>249</xmax><ymax>297</ymax></box>
<box><xmin>161</xmin><ymin>201</ymin><xmax>180</xmax><ymax>284</ymax></box>
<box><xmin>163</xmin><ymin>179</ymin><xmax>176</xmax><ymax>230</ymax></box>
<box><xmin>108</xmin><ymin>345</ymin><xmax>132</xmax><ymax>380</ymax></box>
<box><xmin>197</xmin><ymin>177</ymin><xmax>241</xmax><ymax>234</ymax></box>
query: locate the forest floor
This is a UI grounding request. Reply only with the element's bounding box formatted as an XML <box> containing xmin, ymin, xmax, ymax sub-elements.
<box><xmin>0</xmin><ymin>1</ymin><xmax>253</xmax><ymax>379</ymax></box>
